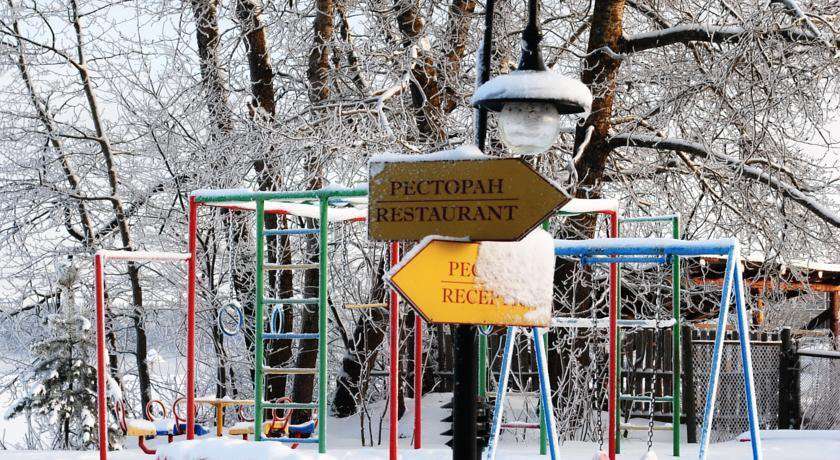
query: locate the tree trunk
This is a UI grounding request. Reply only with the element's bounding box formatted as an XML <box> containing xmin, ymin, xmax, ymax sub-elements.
<box><xmin>332</xmin><ymin>256</ymin><xmax>389</xmax><ymax>416</ymax></box>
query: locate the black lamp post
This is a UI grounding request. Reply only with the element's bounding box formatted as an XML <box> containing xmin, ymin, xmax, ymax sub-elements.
<box><xmin>449</xmin><ymin>2</ymin><xmax>592</xmax><ymax>460</ymax></box>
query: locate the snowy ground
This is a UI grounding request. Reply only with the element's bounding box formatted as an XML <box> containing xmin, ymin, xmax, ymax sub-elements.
<box><xmin>0</xmin><ymin>393</ymin><xmax>833</xmax><ymax>459</ymax></box>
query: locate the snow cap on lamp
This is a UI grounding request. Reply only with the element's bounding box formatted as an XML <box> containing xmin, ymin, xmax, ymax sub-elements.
<box><xmin>471</xmin><ymin>0</ymin><xmax>592</xmax><ymax>155</ymax></box>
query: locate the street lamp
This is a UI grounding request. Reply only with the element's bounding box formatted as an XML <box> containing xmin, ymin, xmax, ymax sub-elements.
<box><xmin>472</xmin><ymin>0</ymin><xmax>592</xmax><ymax>155</ymax></box>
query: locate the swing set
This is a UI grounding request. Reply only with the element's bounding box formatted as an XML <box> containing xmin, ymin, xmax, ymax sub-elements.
<box><xmin>485</xmin><ymin>236</ymin><xmax>763</xmax><ymax>460</ymax></box>
<box><xmin>93</xmin><ymin>187</ymin><xmax>762</xmax><ymax>460</ymax></box>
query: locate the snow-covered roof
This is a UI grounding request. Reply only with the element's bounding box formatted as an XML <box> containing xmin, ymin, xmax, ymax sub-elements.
<box><xmin>204</xmin><ymin>201</ymin><xmax>366</xmax><ymax>222</ymax></box>
<box><xmin>95</xmin><ymin>250</ymin><xmax>191</xmax><ymax>262</ymax></box>
<box><xmin>471</xmin><ymin>70</ymin><xmax>593</xmax><ymax>114</ymax></box>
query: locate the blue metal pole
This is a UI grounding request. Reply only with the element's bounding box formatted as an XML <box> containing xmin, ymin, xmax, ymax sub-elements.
<box><xmin>733</xmin><ymin>263</ymin><xmax>763</xmax><ymax>460</ymax></box>
<box><xmin>486</xmin><ymin>327</ymin><xmax>518</xmax><ymax>460</ymax></box>
<box><xmin>698</xmin><ymin>250</ymin><xmax>737</xmax><ymax>460</ymax></box>
<box><xmin>532</xmin><ymin>327</ymin><xmax>560</xmax><ymax>460</ymax></box>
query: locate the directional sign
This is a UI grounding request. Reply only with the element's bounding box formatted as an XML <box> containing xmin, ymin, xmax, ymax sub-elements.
<box><xmin>368</xmin><ymin>158</ymin><xmax>569</xmax><ymax>242</ymax></box>
<box><xmin>387</xmin><ymin>238</ymin><xmax>550</xmax><ymax>327</ymax></box>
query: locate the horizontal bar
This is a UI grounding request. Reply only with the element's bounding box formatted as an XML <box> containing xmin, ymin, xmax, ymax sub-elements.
<box><xmin>619</xmin><ymin>395</ymin><xmax>674</xmax><ymax>403</ymax></box>
<box><xmin>797</xmin><ymin>348</ymin><xmax>840</xmax><ymax>359</ymax></box>
<box><xmin>692</xmin><ymin>339</ymin><xmax>781</xmax><ymax>345</ymax></box>
<box><xmin>264</xmin><ymin>437</ymin><xmax>319</xmax><ymax>444</ymax></box>
<box><xmin>263</xmin><ymin>367</ymin><xmax>318</xmax><ymax>375</ymax></box>
<box><xmin>264</xmin><ymin>298</ymin><xmax>319</xmax><ymax>305</ymax></box>
<box><xmin>554</xmin><ymin>237</ymin><xmax>736</xmax><ymax>257</ymax></box>
<box><xmin>345</xmin><ymin>303</ymin><xmax>388</xmax><ymax>309</ymax></box>
<box><xmin>263</xmin><ymin>402</ymin><xmax>318</xmax><ymax>410</ymax></box>
<box><xmin>581</xmin><ymin>256</ymin><xmax>668</xmax><ymax>265</ymax></box>
<box><xmin>620</xmin><ymin>424</ymin><xmax>674</xmax><ymax>431</ymax></box>
<box><xmin>192</xmin><ymin>186</ymin><xmax>367</xmax><ymax>203</ymax></box>
<box><xmin>501</xmin><ymin>422</ymin><xmax>541</xmax><ymax>429</ymax></box>
<box><xmin>551</xmin><ymin>317</ymin><xmax>677</xmax><ymax>329</ymax></box>
<box><xmin>264</xmin><ymin>263</ymin><xmax>319</xmax><ymax>271</ymax></box>
<box><xmin>620</xmin><ymin>214</ymin><xmax>679</xmax><ymax>223</ymax></box>
<box><xmin>96</xmin><ymin>250</ymin><xmax>191</xmax><ymax>262</ymax></box>
<box><xmin>263</xmin><ymin>333</ymin><xmax>319</xmax><ymax>340</ymax></box>
<box><xmin>264</xmin><ymin>228</ymin><xmax>320</xmax><ymax>236</ymax></box>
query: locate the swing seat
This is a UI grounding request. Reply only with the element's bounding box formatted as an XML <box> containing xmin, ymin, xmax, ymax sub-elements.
<box><xmin>639</xmin><ymin>452</ymin><xmax>658</xmax><ymax>460</ymax></box>
<box><xmin>287</xmin><ymin>420</ymin><xmax>316</xmax><ymax>436</ymax></box>
<box><xmin>153</xmin><ymin>419</ymin><xmax>177</xmax><ymax>436</ymax></box>
<box><xmin>125</xmin><ymin>419</ymin><xmax>157</xmax><ymax>437</ymax></box>
<box><xmin>173</xmin><ymin>422</ymin><xmax>209</xmax><ymax>436</ymax></box>
<box><xmin>226</xmin><ymin>420</ymin><xmax>288</xmax><ymax>436</ymax></box>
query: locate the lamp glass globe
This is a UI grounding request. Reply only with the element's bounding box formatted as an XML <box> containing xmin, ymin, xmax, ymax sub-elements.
<box><xmin>498</xmin><ymin>101</ymin><xmax>562</xmax><ymax>155</ymax></box>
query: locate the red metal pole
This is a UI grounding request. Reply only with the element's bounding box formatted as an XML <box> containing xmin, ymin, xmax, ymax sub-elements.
<box><xmin>95</xmin><ymin>254</ymin><xmax>108</xmax><ymax>460</ymax></box>
<box><xmin>186</xmin><ymin>196</ymin><xmax>198</xmax><ymax>439</ymax></box>
<box><xmin>389</xmin><ymin>242</ymin><xmax>400</xmax><ymax>460</ymax></box>
<box><xmin>607</xmin><ymin>211</ymin><xmax>618</xmax><ymax>460</ymax></box>
<box><xmin>413</xmin><ymin>314</ymin><xmax>422</xmax><ymax>448</ymax></box>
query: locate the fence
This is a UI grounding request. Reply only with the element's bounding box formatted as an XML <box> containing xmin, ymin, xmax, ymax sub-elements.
<box><xmin>780</xmin><ymin>330</ymin><xmax>840</xmax><ymax>430</ymax></box>
<box><xmin>685</xmin><ymin>327</ymin><xmax>780</xmax><ymax>443</ymax></box>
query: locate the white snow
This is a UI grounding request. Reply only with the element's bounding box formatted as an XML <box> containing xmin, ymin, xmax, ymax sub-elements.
<box><xmin>97</xmin><ymin>250</ymin><xmax>191</xmax><ymax>262</ymax></box>
<box><xmin>369</xmin><ymin>144</ymin><xmax>487</xmax><ymax>176</ymax></box>
<box><xmin>559</xmin><ymin>198</ymin><xmax>619</xmax><ymax>214</ymax></box>
<box><xmin>553</xmin><ymin>237</ymin><xmax>739</xmax><ymax>257</ymax></box>
<box><xmin>471</xmin><ymin>70</ymin><xmax>593</xmax><ymax>115</ymax></box>
<box><xmin>474</xmin><ymin>229</ymin><xmax>555</xmax><ymax>323</ymax></box>
<box><xmin>204</xmin><ymin>201</ymin><xmax>366</xmax><ymax>222</ymax></box>
<box><xmin>155</xmin><ymin>438</ymin><xmax>313</xmax><ymax>460</ymax></box>
<box><xmin>0</xmin><ymin>393</ymin><xmax>835</xmax><ymax>459</ymax></box>
<box><xmin>125</xmin><ymin>418</ymin><xmax>156</xmax><ymax>433</ymax></box>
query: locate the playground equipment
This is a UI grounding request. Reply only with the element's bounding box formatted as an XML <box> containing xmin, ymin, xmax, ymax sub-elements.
<box><xmin>486</xmin><ymin>237</ymin><xmax>763</xmax><ymax>460</ymax></box>
<box><xmin>94</xmin><ymin>250</ymin><xmax>206</xmax><ymax>460</ymax></box>
<box><xmin>615</xmin><ymin>215</ymin><xmax>681</xmax><ymax>458</ymax></box>
<box><xmin>187</xmin><ymin>188</ymin><xmax>368</xmax><ymax>453</ymax></box>
<box><xmin>484</xmin><ymin>199</ymin><xmax>618</xmax><ymax>460</ymax></box>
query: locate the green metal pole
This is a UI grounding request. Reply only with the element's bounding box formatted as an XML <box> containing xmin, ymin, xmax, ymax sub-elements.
<box><xmin>615</xmin><ymin>220</ymin><xmax>622</xmax><ymax>455</ymax></box>
<box><xmin>254</xmin><ymin>200</ymin><xmax>266</xmax><ymax>442</ymax></box>
<box><xmin>539</xmin><ymin>330</ymin><xmax>548</xmax><ymax>455</ymax></box>
<box><xmin>478</xmin><ymin>337</ymin><xmax>487</xmax><ymax>397</ymax></box>
<box><xmin>672</xmin><ymin>215</ymin><xmax>681</xmax><ymax>457</ymax></box>
<box><xmin>539</xmin><ymin>219</ymin><xmax>550</xmax><ymax>455</ymax></box>
<box><xmin>319</xmin><ymin>197</ymin><xmax>329</xmax><ymax>453</ymax></box>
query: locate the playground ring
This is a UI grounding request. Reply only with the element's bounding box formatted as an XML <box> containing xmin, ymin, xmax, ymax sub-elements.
<box><xmin>269</xmin><ymin>305</ymin><xmax>284</xmax><ymax>334</ymax></box>
<box><xmin>478</xmin><ymin>324</ymin><xmax>494</xmax><ymax>336</ymax></box>
<box><xmin>218</xmin><ymin>302</ymin><xmax>244</xmax><ymax>337</ymax></box>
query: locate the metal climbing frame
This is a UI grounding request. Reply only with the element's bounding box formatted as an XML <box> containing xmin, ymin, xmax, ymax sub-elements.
<box><xmin>189</xmin><ymin>187</ymin><xmax>367</xmax><ymax>454</ymax></box>
<box><xmin>615</xmin><ymin>214</ymin><xmax>681</xmax><ymax>457</ymax></box>
<box><xmin>94</xmin><ymin>250</ymin><xmax>192</xmax><ymax>460</ymax></box>
<box><xmin>551</xmin><ymin>237</ymin><xmax>763</xmax><ymax>460</ymax></box>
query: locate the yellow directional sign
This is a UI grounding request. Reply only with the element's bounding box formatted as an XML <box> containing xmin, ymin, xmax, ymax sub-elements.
<box><xmin>368</xmin><ymin>158</ymin><xmax>569</xmax><ymax>242</ymax></box>
<box><xmin>388</xmin><ymin>239</ymin><xmax>549</xmax><ymax>327</ymax></box>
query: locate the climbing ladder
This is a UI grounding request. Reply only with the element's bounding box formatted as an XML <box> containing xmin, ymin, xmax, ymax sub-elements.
<box><xmin>615</xmin><ymin>214</ymin><xmax>681</xmax><ymax>458</ymax></box>
<box><xmin>253</xmin><ymin>199</ymin><xmax>329</xmax><ymax>453</ymax></box>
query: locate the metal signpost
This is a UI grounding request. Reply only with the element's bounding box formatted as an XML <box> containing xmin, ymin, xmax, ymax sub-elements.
<box><xmin>368</xmin><ymin>158</ymin><xmax>569</xmax><ymax>242</ymax></box>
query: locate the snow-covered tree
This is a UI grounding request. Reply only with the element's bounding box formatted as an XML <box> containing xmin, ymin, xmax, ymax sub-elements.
<box><xmin>4</xmin><ymin>262</ymin><xmax>109</xmax><ymax>449</ymax></box>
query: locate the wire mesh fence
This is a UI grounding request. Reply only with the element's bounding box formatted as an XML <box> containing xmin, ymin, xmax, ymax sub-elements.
<box><xmin>687</xmin><ymin>328</ymin><xmax>780</xmax><ymax>442</ymax></box>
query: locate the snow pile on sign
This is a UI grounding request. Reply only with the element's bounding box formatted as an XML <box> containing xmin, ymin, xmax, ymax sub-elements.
<box><xmin>155</xmin><ymin>438</ymin><xmax>324</xmax><ymax>460</ymax></box>
<box><xmin>474</xmin><ymin>229</ymin><xmax>554</xmax><ymax>323</ymax></box>
<box><xmin>369</xmin><ymin>144</ymin><xmax>486</xmax><ymax>176</ymax></box>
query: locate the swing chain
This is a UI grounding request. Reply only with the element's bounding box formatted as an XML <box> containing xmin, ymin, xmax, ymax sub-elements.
<box><xmin>647</xmin><ymin>270</ymin><xmax>663</xmax><ymax>451</ymax></box>
<box><xmin>589</xmin><ymin>274</ymin><xmax>605</xmax><ymax>450</ymax></box>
